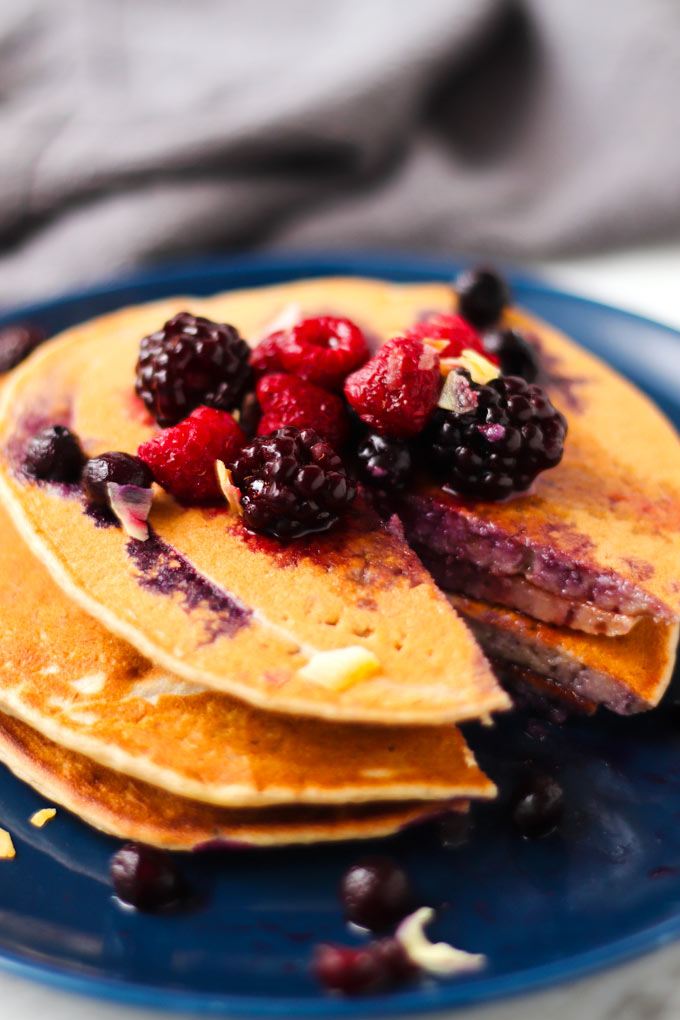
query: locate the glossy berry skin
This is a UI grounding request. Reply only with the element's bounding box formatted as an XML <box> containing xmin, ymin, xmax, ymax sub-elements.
<box><xmin>340</xmin><ymin>856</ymin><xmax>414</xmax><ymax>931</ymax></box>
<box><xmin>426</xmin><ymin>374</ymin><xmax>567</xmax><ymax>501</ymax></box>
<box><xmin>250</xmin><ymin>331</ymin><xmax>286</xmax><ymax>377</ymax></box>
<box><xmin>231</xmin><ymin>426</ymin><xmax>356</xmax><ymax>540</ymax></box>
<box><xmin>356</xmin><ymin>433</ymin><xmax>413</xmax><ymax>491</ymax></box>
<box><xmin>135</xmin><ymin>312</ymin><xmax>253</xmax><ymax>427</ymax></box>
<box><xmin>24</xmin><ymin>426</ymin><xmax>85</xmax><ymax>483</ymax></box>
<box><xmin>344</xmin><ymin>338</ymin><xmax>440</xmax><ymax>439</ymax></box>
<box><xmin>456</xmin><ymin>266</ymin><xmax>511</xmax><ymax>330</ymax></box>
<box><xmin>277</xmin><ymin>316</ymin><xmax>369</xmax><ymax>391</ymax></box>
<box><xmin>484</xmin><ymin>329</ymin><xmax>539</xmax><ymax>383</ymax></box>
<box><xmin>110</xmin><ymin>843</ymin><xmax>185</xmax><ymax>912</ymax></box>
<box><xmin>313</xmin><ymin>937</ymin><xmax>414</xmax><ymax>995</ymax></box>
<box><xmin>137</xmin><ymin>406</ymin><xmax>246</xmax><ymax>504</ymax></box>
<box><xmin>511</xmin><ymin>773</ymin><xmax>565</xmax><ymax>838</ymax></box>
<box><xmin>406</xmin><ymin>313</ymin><xmax>496</xmax><ymax>363</ymax></box>
<box><xmin>256</xmin><ymin>373</ymin><xmax>349</xmax><ymax>451</ymax></box>
<box><xmin>0</xmin><ymin>323</ymin><xmax>46</xmax><ymax>372</ymax></box>
<box><xmin>82</xmin><ymin>452</ymin><xmax>154</xmax><ymax>505</ymax></box>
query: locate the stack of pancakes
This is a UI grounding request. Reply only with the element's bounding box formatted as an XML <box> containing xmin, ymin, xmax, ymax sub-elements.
<box><xmin>0</xmin><ymin>277</ymin><xmax>678</xmax><ymax>850</ymax></box>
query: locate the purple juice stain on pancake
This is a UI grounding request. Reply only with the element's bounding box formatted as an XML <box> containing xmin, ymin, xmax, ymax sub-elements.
<box><xmin>126</xmin><ymin>530</ymin><xmax>252</xmax><ymax>642</ymax></box>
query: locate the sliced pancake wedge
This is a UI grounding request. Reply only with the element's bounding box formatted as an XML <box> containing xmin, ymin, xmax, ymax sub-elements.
<box><xmin>0</xmin><ymin>713</ymin><xmax>465</xmax><ymax>850</ymax></box>
<box><xmin>0</xmin><ymin>294</ymin><xmax>509</xmax><ymax>727</ymax></box>
<box><xmin>451</xmin><ymin>594</ymin><xmax>679</xmax><ymax>714</ymax></box>
<box><xmin>0</xmin><ymin>500</ymin><xmax>494</xmax><ymax>807</ymax></box>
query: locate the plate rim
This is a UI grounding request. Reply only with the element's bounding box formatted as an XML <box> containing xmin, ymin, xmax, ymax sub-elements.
<box><xmin>1</xmin><ymin>250</ymin><xmax>680</xmax><ymax>1018</ymax></box>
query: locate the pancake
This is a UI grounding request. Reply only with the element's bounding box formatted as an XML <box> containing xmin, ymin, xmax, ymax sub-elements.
<box><xmin>450</xmin><ymin>595</ymin><xmax>679</xmax><ymax>714</ymax></box>
<box><xmin>0</xmin><ymin>497</ymin><xmax>494</xmax><ymax>807</ymax></box>
<box><xmin>0</xmin><ymin>712</ymin><xmax>463</xmax><ymax>849</ymax></box>
<box><xmin>0</xmin><ymin>287</ymin><xmax>510</xmax><ymax>727</ymax></box>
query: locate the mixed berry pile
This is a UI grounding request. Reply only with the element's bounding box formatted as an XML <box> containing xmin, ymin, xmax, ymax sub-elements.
<box><xmin>23</xmin><ymin>266</ymin><xmax>567</xmax><ymax>541</ymax></box>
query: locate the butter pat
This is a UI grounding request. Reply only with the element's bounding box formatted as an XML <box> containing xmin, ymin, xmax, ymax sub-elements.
<box><xmin>297</xmin><ymin>646</ymin><xmax>381</xmax><ymax>691</ymax></box>
<box><xmin>30</xmin><ymin>808</ymin><xmax>57</xmax><ymax>828</ymax></box>
<box><xmin>216</xmin><ymin>461</ymin><xmax>243</xmax><ymax>516</ymax></box>
<box><xmin>440</xmin><ymin>349</ymin><xmax>499</xmax><ymax>385</ymax></box>
<box><xmin>396</xmin><ymin>907</ymin><xmax>486</xmax><ymax>977</ymax></box>
<box><xmin>0</xmin><ymin>828</ymin><xmax>15</xmax><ymax>859</ymax></box>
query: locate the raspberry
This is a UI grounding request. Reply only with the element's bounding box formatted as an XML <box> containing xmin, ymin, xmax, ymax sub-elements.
<box><xmin>356</xmin><ymin>433</ymin><xmax>413</xmax><ymax>490</ymax></box>
<box><xmin>406</xmin><ymin>313</ymin><xmax>495</xmax><ymax>363</ymax></box>
<box><xmin>135</xmin><ymin>312</ymin><xmax>252</xmax><ymax>427</ymax></box>
<box><xmin>256</xmin><ymin>373</ymin><xmax>349</xmax><ymax>450</ymax></box>
<box><xmin>231</xmin><ymin>426</ymin><xmax>356</xmax><ymax>539</ymax></box>
<box><xmin>483</xmin><ymin>328</ymin><xmax>539</xmax><ymax>382</ymax></box>
<box><xmin>313</xmin><ymin>938</ymin><xmax>414</xmax><ymax>995</ymax></box>
<box><xmin>344</xmin><ymin>337</ymin><xmax>441</xmax><ymax>439</ymax></box>
<box><xmin>137</xmin><ymin>406</ymin><xmax>246</xmax><ymax>504</ymax></box>
<box><xmin>455</xmin><ymin>266</ymin><xmax>510</xmax><ymax>329</ymax></box>
<box><xmin>250</xmin><ymin>331</ymin><xmax>286</xmax><ymax>377</ymax></box>
<box><xmin>276</xmin><ymin>316</ymin><xmax>368</xmax><ymax>391</ymax></box>
<box><xmin>426</xmin><ymin>374</ymin><xmax>567</xmax><ymax>500</ymax></box>
<box><xmin>24</xmin><ymin>426</ymin><xmax>85</xmax><ymax>483</ymax></box>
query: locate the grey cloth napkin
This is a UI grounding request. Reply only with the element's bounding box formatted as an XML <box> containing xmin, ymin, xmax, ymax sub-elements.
<box><xmin>1</xmin><ymin>0</ymin><xmax>680</xmax><ymax>307</ymax></box>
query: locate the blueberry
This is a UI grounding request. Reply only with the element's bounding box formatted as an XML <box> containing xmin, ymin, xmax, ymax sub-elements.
<box><xmin>0</xmin><ymin>324</ymin><xmax>46</xmax><ymax>373</ymax></box>
<box><xmin>340</xmin><ymin>856</ymin><xmax>414</xmax><ymax>931</ymax></box>
<box><xmin>484</xmin><ymin>329</ymin><xmax>539</xmax><ymax>382</ymax></box>
<box><xmin>456</xmin><ymin>266</ymin><xmax>510</xmax><ymax>330</ymax></box>
<box><xmin>82</xmin><ymin>452</ymin><xmax>154</xmax><ymax>505</ymax></box>
<box><xmin>511</xmin><ymin>773</ymin><xmax>564</xmax><ymax>838</ymax></box>
<box><xmin>356</xmin><ymin>433</ymin><xmax>413</xmax><ymax>490</ymax></box>
<box><xmin>24</xmin><ymin>426</ymin><xmax>85</xmax><ymax>482</ymax></box>
<box><xmin>110</xmin><ymin>842</ymin><xmax>185</xmax><ymax>912</ymax></box>
<box><xmin>312</xmin><ymin>937</ymin><xmax>413</xmax><ymax>995</ymax></box>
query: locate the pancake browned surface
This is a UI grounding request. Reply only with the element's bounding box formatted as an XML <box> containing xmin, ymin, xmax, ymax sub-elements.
<box><xmin>0</xmin><ymin>496</ymin><xmax>494</xmax><ymax>806</ymax></box>
<box><xmin>450</xmin><ymin>594</ymin><xmax>679</xmax><ymax>714</ymax></box>
<box><xmin>0</xmin><ymin>284</ymin><xmax>511</xmax><ymax>727</ymax></box>
<box><xmin>0</xmin><ymin>713</ymin><xmax>464</xmax><ymax>850</ymax></box>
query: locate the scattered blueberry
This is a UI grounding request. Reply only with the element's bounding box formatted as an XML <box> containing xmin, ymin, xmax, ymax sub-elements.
<box><xmin>484</xmin><ymin>329</ymin><xmax>539</xmax><ymax>382</ymax></box>
<box><xmin>456</xmin><ymin>266</ymin><xmax>510</xmax><ymax>330</ymax></box>
<box><xmin>313</xmin><ymin>937</ymin><xmax>413</xmax><ymax>995</ymax></box>
<box><xmin>511</xmin><ymin>773</ymin><xmax>564</xmax><ymax>838</ymax></box>
<box><xmin>24</xmin><ymin>425</ymin><xmax>85</xmax><ymax>482</ymax></box>
<box><xmin>356</xmin><ymin>433</ymin><xmax>413</xmax><ymax>490</ymax></box>
<box><xmin>82</xmin><ymin>452</ymin><xmax>154</xmax><ymax>505</ymax></box>
<box><xmin>0</xmin><ymin>323</ymin><xmax>46</xmax><ymax>373</ymax></box>
<box><xmin>110</xmin><ymin>842</ymin><xmax>186</xmax><ymax>912</ymax></box>
<box><xmin>340</xmin><ymin>856</ymin><xmax>414</xmax><ymax>931</ymax></box>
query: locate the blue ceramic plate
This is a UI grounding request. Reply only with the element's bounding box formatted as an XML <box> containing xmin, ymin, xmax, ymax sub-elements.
<box><xmin>1</xmin><ymin>253</ymin><xmax>680</xmax><ymax>1018</ymax></box>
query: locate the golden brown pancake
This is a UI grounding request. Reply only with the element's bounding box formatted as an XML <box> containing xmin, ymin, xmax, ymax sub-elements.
<box><xmin>0</xmin><ymin>497</ymin><xmax>494</xmax><ymax>806</ymax></box>
<box><xmin>450</xmin><ymin>594</ymin><xmax>679</xmax><ymax>713</ymax></box>
<box><xmin>0</xmin><ymin>713</ymin><xmax>464</xmax><ymax>850</ymax></box>
<box><xmin>0</xmin><ymin>286</ymin><xmax>511</xmax><ymax>727</ymax></box>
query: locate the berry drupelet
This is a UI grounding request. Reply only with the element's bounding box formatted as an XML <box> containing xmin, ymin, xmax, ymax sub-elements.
<box><xmin>24</xmin><ymin>425</ymin><xmax>86</xmax><ymax>483</ymax></box>
<box><xmin>483</xmin><ymin>329</ymin><xmax>539</xmax><ymax>383</ymax></box>
<box><xmin>313</xmin><ymin>938</ymin><xmax>414</xmax><ymax>996</ymax></box>
<box><xmin>340</xmin><ymin>856</ymin><xmax>414</xmax><ymax>931</ymax></box>
<box><xmin>230</xmin><ymin>426</ymin><xmax>356</xmax><ymax>540</ymax></box>
<box><xmin>426</xmin><ymin>373</ymin><xmax>567</xmax><ymax>501</ymax></box>
<box><xmin>456</xmin><ymin>266</ymin><xmax>510</xmax><ymax>330</ymax></box>
<box><xmin>110</xmin><ymin>843</ymin><xmax>186</xmax><ymax>912</ymax></box>
<box><xmin>135</xmin><ymin>312</ymin><xmax>253</xmax><ymax>427</ymax></box>
<box><xmin>356</xmin><ymin>433</ymin><xmax>413</xmax><ymax>490</ymax></box>
<box><xmin>82</xmin><ymin>452</ymin><xmax>154</xmax><ymax>505</ymax></box>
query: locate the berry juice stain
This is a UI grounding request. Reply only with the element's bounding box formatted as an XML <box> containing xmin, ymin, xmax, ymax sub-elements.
<box><xmin>126</xmin><ymin>531</ymin><xmax>252</xmax><ymax>642</ymax></box>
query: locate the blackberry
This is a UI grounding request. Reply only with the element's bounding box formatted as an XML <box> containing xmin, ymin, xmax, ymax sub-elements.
<box><xmin>110</xmin><ymin>843</ymin><xmax>186</xmax><ymax>912</ymax></box>
<box><xmin>426</xmin><ymin>374</ymin><xmax>566</xmax><ymax>501</ymax></box>
<box><xmin>456</xmin><ymin>266</ymin><xmax>510</xmax><ymax>329</ymax></box>
<box><xmin>231</xmin><ymin>426</ymin><xmax>356</xmax><ymax>540</ymax></box>
<box><xmin>511</xmin><ymin>773</ymin><xmax>564</xmax><ymax>839</ymax></box>
<box><xmin>356</xmin><ymin>433</ymin><xmax>413</xmax><ymax>490</ymax></box>
<box><xmin>136</xmin><ymin>312</ymin><xmax>252</xmax><ymax>427</ymax></box>
<box><xmin>82</xmin><ymin>452</ymin><xmax>154</xmax><ymax>505</ymax></box>
<box><xmin>484</xmin><ymin>328</ymin><xmax>539</xmax><ymax>382</ymax></box>
<box><xmin>24</xmin><ymin>425</ymin><xmax>85</xmax><ymax>482</ymax></box>
<box><xmin>0</xmin><ymin>323</ymin><xmax>46</xmax><ymax>372</ymax></box>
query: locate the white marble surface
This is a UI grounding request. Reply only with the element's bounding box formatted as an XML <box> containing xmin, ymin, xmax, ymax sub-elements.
<box><xmin>3</xmin><ymin>244</ymin><xmax>680</xmax><ymax>1019</ymax></box>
